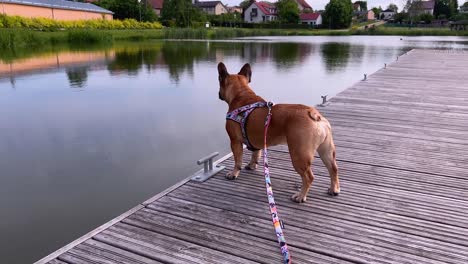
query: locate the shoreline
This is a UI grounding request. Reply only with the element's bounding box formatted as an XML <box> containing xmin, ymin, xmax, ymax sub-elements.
<box><xmin>1</xmin><ymin>27</ymin><xmax>467</xmax><ymax>61</ymax></box>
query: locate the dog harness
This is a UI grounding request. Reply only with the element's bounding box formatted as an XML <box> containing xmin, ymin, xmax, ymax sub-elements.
<box><xmin>226</xmin><ymin>101</ymin><xmax>268</xmax><ymax>151</ymax></box>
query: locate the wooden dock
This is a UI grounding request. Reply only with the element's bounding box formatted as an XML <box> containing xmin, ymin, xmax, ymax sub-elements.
<box><xmin>37</xmin><ymin>49</ymin><xmax>468</xmax><ymax>264</ymax></box>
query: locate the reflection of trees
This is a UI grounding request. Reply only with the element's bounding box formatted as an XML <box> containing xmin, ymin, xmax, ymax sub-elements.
<box><xmin>66</xmin><ymin>67</ymin><xmax>88</xmax><ymax>88</ymax></box>
<box><xmin>160</xmin><ymin>42</ymin><xmax>207</xmax><ymax>82</ymax></box>
<box><xmin>320</xmin><ymin>42</ymin><xmax>351</xmax><ymax>72</ymax></box>
<box><xmin>107</xmin><ymin>48</ymin><xmax>143</xmax><ymax>76</ymax></box>
<box><xmin>271</xmin><ymin>43</ymin><xmax>313</xmax><ymax>69</ymax></box>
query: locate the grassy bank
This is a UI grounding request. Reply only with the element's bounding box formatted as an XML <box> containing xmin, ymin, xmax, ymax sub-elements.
<box><xmin>353</xmin><ymin>26</ymin><xmax>468</xmax><ymax>36</ymax></box>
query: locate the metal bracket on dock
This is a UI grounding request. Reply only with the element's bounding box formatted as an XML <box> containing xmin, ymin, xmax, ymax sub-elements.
<box><xmin>319</xmin><ymin>95</ymin><xmax>330</xmax><ymax>107</ymax></box>
<box><xmin>191</xmin><ymin>152</ymin><xmax>225</xmax><ymax>182</ymax></box>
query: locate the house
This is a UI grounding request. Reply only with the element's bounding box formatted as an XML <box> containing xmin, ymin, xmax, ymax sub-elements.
<box><xmin>148</xmin><ymin>0</ymin><xmax>164</xmax><ymax>16</ymax></box>
<box><xmin>244</xmin><ymin>1</ymin><xmax>278</xmax><ymax>23</ymax></box>
<box><xmin>0</xmin><ymin>0</ymin><xmax>113</xmax><ymax>20</ymax></box>
<box><xmin>381</xmin><ymin>8</ymin><xmax>396</xmax><ymax>20</ymax></box>
<box><xmin>460</xmin><ymin>4</ymin><xmax>468</xmax><ymax>13</ymax></box>
<box><xmin>295</xmin><ymin>0</ymin><xmax>312</xmax><ymax>12</ymax></box>
<box><xmin>354</xmin><ymin>10</ymin><xmax>375</xmax><ymax>21</ymax></box>
<box><xmin>408</xmin><ymin>0</ymin><xmax>435</xmax><ymax>16</ymax></box>
<box><xmin>194</xmin><ymin>0</ymin><xmax>228</xmax><ymax>15</ymax></box>
<box><xmin>227</xmin><ymin>6</ymin><xmax>243</xmax><ymax>13</ymax></box>
<box><xmin>300</xmin><ymin>12</ymin><xmax>322</xmax><ymax>26</ymax></box>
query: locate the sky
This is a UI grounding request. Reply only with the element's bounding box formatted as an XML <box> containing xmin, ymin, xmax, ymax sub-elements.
<box><xmin>223</xmin><ymin>0</ymin><xmax>466</xmax><ymax>12</ymax></box>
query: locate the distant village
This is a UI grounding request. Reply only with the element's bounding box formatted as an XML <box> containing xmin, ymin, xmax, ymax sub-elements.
<box><xmin>1</xmin><ymin>0</ymin><xmax>467</xmax><ymax>29</ymax></box>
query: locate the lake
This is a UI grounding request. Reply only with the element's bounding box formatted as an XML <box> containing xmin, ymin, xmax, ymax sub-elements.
<box><xmin>1</xmin><ymin>35</ymin><xmax>468</xmax><ymax>264</ymax></box>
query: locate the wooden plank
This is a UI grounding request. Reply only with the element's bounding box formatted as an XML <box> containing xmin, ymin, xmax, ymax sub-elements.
<box><xmin>123</xmin><ymin>208</ymin><xmax>347</xmax><ymax>264</ymax></box>
<box><xmin>34</xmin><ymin>204</ymin><xmax>145</xmax><ymax>264</ymax></box>
<box><xmin>97</xmin><ymin>223</ymin><xmax>259</xmax><ymax>264</ymax></box>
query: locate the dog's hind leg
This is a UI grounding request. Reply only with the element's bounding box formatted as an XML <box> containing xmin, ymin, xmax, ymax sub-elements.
<box><xmin>290</xmin><ymin>153</ymin><xmax>315</xmax><ymax>203</ymax></box>
<box><xmin>317</xmin><ymin>133</ymin><xmax>340</xmax><ymax>196</ymax></box>
<box><xmin>245</xmin><ymin>149</ymin><xmax>261</xmax><ymax>170</ymax></box>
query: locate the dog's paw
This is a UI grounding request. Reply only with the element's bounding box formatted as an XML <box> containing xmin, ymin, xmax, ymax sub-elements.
<box><xmin>244</xmin><ymin>163</ymin><xmax>257</xmax><ymax>171</ymax></box>
<box><xmin>225</xmin><ymin>171</ymin><xmax>238</xmax><ymax>180</ymax></box>
<box><xmin>327</xmin><ymin>188</ymin><xmax>340</xmax><ymax>197</ymax></box>
<box><xmin>291</xmin><ymin>192</ymin><xmax>307</xmax><ymax>203</ymax></box>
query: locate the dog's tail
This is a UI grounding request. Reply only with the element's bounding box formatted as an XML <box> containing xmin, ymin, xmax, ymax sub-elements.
<box><xmin>308</xmin><ymin>108</ymin><xmax>322</xmax><ymax>122</ymax></box>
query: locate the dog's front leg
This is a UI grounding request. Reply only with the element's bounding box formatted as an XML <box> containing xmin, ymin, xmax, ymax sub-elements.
<box><xmin>226</xmin><ymin>141</ymin><xmax>243</xmax><ymax>180</ymax></box>
<box><xmin>245</xmin><ymin>149</ymin><xmax>261</xmax><ymax>170</ymax></box>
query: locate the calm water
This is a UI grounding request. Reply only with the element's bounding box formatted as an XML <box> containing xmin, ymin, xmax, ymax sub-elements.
<box><xmin>1</xmin><ymin>36</ymin><xmax>468</xmax><ymax>263</ymax></box>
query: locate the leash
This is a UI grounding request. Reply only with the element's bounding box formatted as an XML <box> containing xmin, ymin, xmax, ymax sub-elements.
<box><xmin>263</xmin><ymin>101</ymin><xmax>291</xmax><ymax>264</ymax></box>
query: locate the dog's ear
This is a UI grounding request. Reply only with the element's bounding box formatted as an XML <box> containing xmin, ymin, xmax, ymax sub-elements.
<box><xmin>218</xmin><ymin>62</ymin><xmax>229</xmax><ymax>83</ymax></box>
<box><xmin>238</xmin><ymin>63</ymin><xmax>252</xmax><ymax>83</ymax></box>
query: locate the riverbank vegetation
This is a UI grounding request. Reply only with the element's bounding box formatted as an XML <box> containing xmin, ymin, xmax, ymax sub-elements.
<box><xmin>0</xmin><ymin>15</ymin><xmax>162</xmax><ymax>30</ymax></box>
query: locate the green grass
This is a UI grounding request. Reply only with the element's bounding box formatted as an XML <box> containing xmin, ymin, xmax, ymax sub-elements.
<box><xmin>67</xmin><ymin>30</ymin><xmax>113</xmax><ymax>44</ymax></box>
<box><xmin>352</xmin><ymin>26</ymin><xmax>468</xmax><ymax>36</ymax></box>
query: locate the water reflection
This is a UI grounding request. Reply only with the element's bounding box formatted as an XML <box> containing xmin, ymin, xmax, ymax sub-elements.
<box><xmin>320</xmin><ymin>43</ymin><xmax>352</xmax><ymax>72</ymax></box>
<box><xmin>0</xmin><ymin>41</ymin><xmax>339</xmax><ymax>85</ymax></box>
<box><xmin>66</xmin><ymin>66</ymin><xmax>89</xmax><ymax>88</ymax></box>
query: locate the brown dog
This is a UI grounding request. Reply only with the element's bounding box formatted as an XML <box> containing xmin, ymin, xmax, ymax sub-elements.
<box><xmin>218</xmin><ymin>62</ymin><xmax>340</xmax><ymax>202</ymax></box>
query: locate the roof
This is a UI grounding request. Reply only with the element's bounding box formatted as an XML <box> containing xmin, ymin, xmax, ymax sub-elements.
<box><xmin>0</xmin><ymin>0</ymin><xmax>113</xmax><ymax>14</ymax></box>
<box><xmin>300</xmin><ymin>12</ymin><xmax>320</xmax><ymax>20</ymax></box>
<box><xmin>255</xmin><ymin>1</ymin><xmax>277</xmax><ymax>15</ymax></box>
<box><xmin>148</xmin><ymin>0</ymin><xmax>164</xmax><ymax>9</ymax></box>
<box><xmin>382</xmin><ymin>9</ymin><xmax>395</xmax><ymax>12</ymax></box>
<box><xmin>296</xmin><ymin>0</ymin><xmax>311</xmax><ymax>9</ymax></box>
<box><xmin>194</xmin><ymin>0</ymin><xmax>224</xmax><ymax>8</ymax></box>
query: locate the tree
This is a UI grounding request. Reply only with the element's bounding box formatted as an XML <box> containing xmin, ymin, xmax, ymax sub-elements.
<box><xmin>161</xmin><ymin>0</ymin><xmax>206</xmax><ymax>27</ymax></box>
<box><xmin>276</xmin><ymin>0</ymin><xmax>300</xmax><ymax>23</ymax></box>
<box><xmin>394</xmin><ymin>12</ymin><xmax>409</xmax><ymax>22</ymax></box>
<box><xmin>417</xmin><ymin>13</ymin><xmax>434</xmax><ymax>23</ymax></box>
<box><xmin>239</xmin><ymin>0</ymin><xmax>253</xmax><ymax>10</ymax></box>
<box><xmin>323</xmin><ymin>0</ymin><xmax>353</xmax><ymax>29</ymax></box>
<box><xmin>434</xmin><ymin>0</ymin><xmax>459</xmax><ymax>19</ymax></box>
<box><xmin>387</xmin><ymin>3</ymin><xmax>398</xmax><ymax>12</ymax></box>
<box><xmin>95</xmin><ymin>0</ymin><xmax>157</xmax><ymax>21</ymax></box>
<box><xmin>371</xmin><ymin>6</ymin><xmax>383</xmax><ymax>19</ymax></box>
<box><xmin>354</xmin><ymin>1</ymin><xmax>367</xmax><ymax>10</ymax></box>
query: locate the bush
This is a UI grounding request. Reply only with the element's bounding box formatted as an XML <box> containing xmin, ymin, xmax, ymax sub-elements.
<box><xmin>0</xmin><ymin>15</ymin><xmax>162</xmax><ymax>30</ymax></box>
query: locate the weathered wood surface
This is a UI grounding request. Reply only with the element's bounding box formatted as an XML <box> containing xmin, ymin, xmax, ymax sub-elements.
<box><xmin>37</xmin><ymin>49</ymin><xmax>468</xmax><ymax>264</ymax></box>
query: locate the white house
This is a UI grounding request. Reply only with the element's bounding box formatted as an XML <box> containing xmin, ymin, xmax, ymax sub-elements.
<box><xmin>381</xmin><ymin>9</ymin><xmax>396</xmax><ymax>20</ymax></box>
<box><xmin>300</xmin><ymin>12</ymin><xmax>322</xmax><ymax>26</ymax></box>
<box><xmin>244</xmin><ymin>1</ymin><xmax>278</xmax><ymax>23</ymax></box>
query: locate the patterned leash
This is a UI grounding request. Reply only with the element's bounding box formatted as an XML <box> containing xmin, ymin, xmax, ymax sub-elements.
<box><xmin>263</xmin><ymin>102</ymin><xmax>291</xmax><ymax>264</ymax></box>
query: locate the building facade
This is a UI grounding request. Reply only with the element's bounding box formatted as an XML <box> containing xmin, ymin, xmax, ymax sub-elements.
<box><xmin>244</xmin><ymin>1</ymin><xmax>277</xmax><ymax>23</ymax></box>
<box><xmin>0</xmin><ymin>0</ymin><xmax>113</xmax><ymax>20</ymax></box>
<box><xmin>381</xmin><ymin>9</ymin><xmax>396</xmax><ymax>20</ymax></box>
<box><xmin>194</xmin><ymin>0</ymin><xmax>227</xmax><ymax>15</ymax></box>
